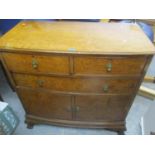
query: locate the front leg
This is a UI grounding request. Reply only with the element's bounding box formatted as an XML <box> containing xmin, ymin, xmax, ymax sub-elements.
<box><xmin>27</xmin><ymin>122</ymin><xmax>34</xmax><ymax>129</ymax></box>
<box><xmin>117</xmin><ymin>130</ymin><xmax>125</xmax><ymax>135</ymax></box>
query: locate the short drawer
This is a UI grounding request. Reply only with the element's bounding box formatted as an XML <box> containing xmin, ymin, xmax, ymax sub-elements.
<box><xmin>2</xmin><ymin>53</ymin><xmax>70</xmax><ymax>74</ymax></box>
<box><xmin>74</xmin><ymin>56</ymin><xmax>147</xmax><ymax>75</ymax></box>
<box><xmin>13</xmin><ymin>74</ymin><xmax>139</xmax><ymax>94</ymax></box>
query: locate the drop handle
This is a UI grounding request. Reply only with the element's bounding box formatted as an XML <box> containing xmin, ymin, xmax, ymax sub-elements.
<box><xmin>73</xmin><ymin>106</ymin><xmax>80</xmax><ymax>112</ymax></box>
<box><xmin>76</xmin><ymin>106</ymin><xmax>80</xmax><ymax>112</ymax></box>
<box><xmin>32</xmin><ymin>59</ymin><xmax>38</xmax><ymax>69</ymax></box>
<box><xmin>37</xmin><ymin>80</ymin><xmax>44</xmax><ymax>87</ymax></box>
<box><xmin>103</xmin><ymin>84</ymin><xmax>109</xmax><ymax>92</ymax></box>
<box><xmin>106</xmin><ymin>63</ymin><xmax>112</xmax><ymax>72</ymax></box>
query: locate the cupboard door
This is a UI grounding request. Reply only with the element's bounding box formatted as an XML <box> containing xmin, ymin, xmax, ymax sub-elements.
<box><xmin>75</xmin><ymin>95</ymin><xmax>131</xmax><ymax>121</ymax></box>
<box><xmin>17</xmin><ymin>88</ymin><xmax>72</xmax><ymax>120</ymax></box>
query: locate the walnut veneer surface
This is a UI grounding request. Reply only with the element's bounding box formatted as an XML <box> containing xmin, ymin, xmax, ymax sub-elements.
<box><xmin>0</xmin><ymin>21</ymin><xmax>155</xmax><ymax>132</ymax></box>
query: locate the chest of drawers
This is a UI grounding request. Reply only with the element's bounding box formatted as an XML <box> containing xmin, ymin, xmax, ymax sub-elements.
<box><xmin>0</xmin><ymin>21</ymin><xmax>154</xmax><ymax>133</ymax></box>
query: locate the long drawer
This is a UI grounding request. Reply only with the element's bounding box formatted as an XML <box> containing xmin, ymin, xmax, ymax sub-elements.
<box><xmin>74</xmin><ymin>56</ymin><xmax>147</xmax><ymax>75</ymax></box>
<box><xmin>13</xmin><ymin>73</ymin><xmax>139</xmax><ymax>94</ymax></box>
<box><xmin>2</xmin><ymin>53</ymin><xmax>70</xmax><ymax>75</ymax></box>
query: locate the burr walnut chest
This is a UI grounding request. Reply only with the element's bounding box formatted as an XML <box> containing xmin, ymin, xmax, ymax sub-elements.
<box><xmin>0</xmin><ymin>21</ymin><xmax>155</xmax><ymax>133</ymax></box>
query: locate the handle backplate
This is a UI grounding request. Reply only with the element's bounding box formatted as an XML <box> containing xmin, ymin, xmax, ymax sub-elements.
<box><xmin>103</xmin><ymin>84</ymin><xmax>109</xmax><ymax>92</ymax></box>
<box><xmin>37</xmin><ymin>80</ymin><xmax>44</xmax><ymax>87</ymax></box>
<box><xmin>32</xmin><ymin>59</ymin><xmax>38</xmax><ymax>69</ymax></box>
<box><xmin>106</xmin><ymin>63</ymin><xmax>112</xmax><ymax>72</ymax></box>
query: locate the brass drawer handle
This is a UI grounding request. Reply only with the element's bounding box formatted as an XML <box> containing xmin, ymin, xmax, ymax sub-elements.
<box><xmin>32</xmin><ymin>59</ymin><xmax>38</xmax><ymax>69</ymax></box>
<box><xmin>106</xmin><ymin>63</ymin><xmax>112</xmax><ymax>72</ymax></box>
<box><xmin>67</xmin><ymin>106</ymin><xmax>79</xmax><ymax>112</ymax></box>
<box><xmin>103</xmin><ymin>84</ymin><xmax>109</xmax><ymax>92</ymax></box>
<box><xmin>37</xmin><ymin>80</ymin><xmax>44</xmax><ymax>87</ymax></box>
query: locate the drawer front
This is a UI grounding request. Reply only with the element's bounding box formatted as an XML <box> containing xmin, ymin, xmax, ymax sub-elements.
<box><xmin>17</xmin><ymin>88</ymin><xmax>72</xmax><ymax>120</ymax></box>
<box><xmin>13</xmin><ymin>74</ymin><xmax>138</xmax><ymax>94</ymax></box>
<box><xmin>3</xmin><ymin>53</ymin><xmax>70</xmax><ymax>74</ymax></box>
<box><xmin>75</xmin><ymin>95</ymin><xmax>131</xmax><ymax>121</ymax></box>
<box><xmin>74</xmin><ymin>56</ymin><xmax>147</xmax><ymax>75</ymax></box>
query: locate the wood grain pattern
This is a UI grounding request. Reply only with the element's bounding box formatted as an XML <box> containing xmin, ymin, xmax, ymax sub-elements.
<box><xmin>17</xmin><ymin>87</ymin><xmax>130</xmax><ymax>123</ymax></box>
<box><xmin>13</xmin><ymin>73</ymin><xmax>138</xmax><ymax>94</ymax></box>
<box><xmin>3</xmin><ymin>52</ymin><xmax>70</xmax><ymax>75</ymax></box>
<box><xmin>25</xmin><ymin>114</ymin><xmax>126</xmax><ymax>130</ymax></box>
<box><xmin>74</xmin><ymin>56</ymin><xmax>146</xmax><ymax>75</ymax></box>
<box><xmin>0</xmin><ymin>53</ymin><xmax>16</xmax><ymax>90</ymax></box>
<box><xmin>17</xmin><ymin>88</ymin><xmax>72</xmax><ymax>120</ymax></box>
<box><xmin>0</xmin><ymin>21</ymin><xmax>154</xmax><ymax>132</ymax></box>
<box><xmin>0</xmin><ymin>21</ymin><xmax>155</xmax><ymax>55</ymax></box>
<box><xmin>75</xmin><ymin>95</ymin><xmax>131</xmax><ymax>121</ymax></box>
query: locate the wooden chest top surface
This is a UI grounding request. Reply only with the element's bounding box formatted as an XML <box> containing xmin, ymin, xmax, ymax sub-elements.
<box><xmin>0</xmin><ymin>21</ymin><xmax>155</xmax><ymax>55</ymax></box>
